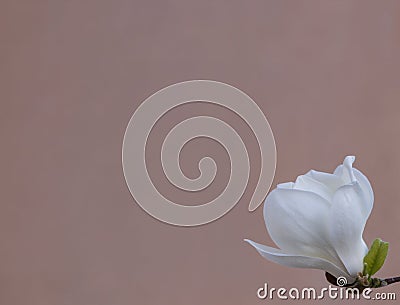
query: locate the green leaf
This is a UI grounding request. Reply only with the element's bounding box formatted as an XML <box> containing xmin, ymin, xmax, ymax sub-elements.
<box><xmin>363</xmin><ymin>238</ymin><xmax>389</xmax><ymax>277</ymax></box>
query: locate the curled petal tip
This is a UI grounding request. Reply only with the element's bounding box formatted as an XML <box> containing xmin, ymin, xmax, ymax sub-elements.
<box><xmin>344</xmin><ymin>155</ymin><xmax>356</xmax><ymax>163</ymax></box>
<box><xmin>342</xmin><ymin>155</ymin><xmax>357</xmax><ymax>182</ymax></box>
<box><xmin>344</xmin><ymin>156</ymin><xmax>355</xmax><ymax>169</ymax></box>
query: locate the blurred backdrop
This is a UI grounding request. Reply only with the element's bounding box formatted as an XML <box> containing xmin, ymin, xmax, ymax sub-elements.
<box><xmin>1</xmin><ymin>1</ymin><xmax>400</xmax><ymax>304</ymax></box>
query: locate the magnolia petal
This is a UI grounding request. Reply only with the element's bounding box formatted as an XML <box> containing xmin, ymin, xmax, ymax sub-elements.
<box><xmin>264</xmin><ymin>188</ymin><xmax>344</xmax><ymax>267</ymax></box>
<box><xmin>277</xmin><ymin>182</ymin><xmax>295</xmax><ymax>189</ymax></box>
<box><xmin>334</xmin><ymin>156</ymin><xmax>374</xmax><ymax>218</ymax></box>
<box><xmin>305</xmin><ymin>170</ymin><xmax>343</xmax><ymax>194</ymax></box>
<box><xmin>294</xmin><ymin>175</ymin><xmax>333</xmax><ymax>202</ymax></box>
<box><xmin>352</xmin><ymin>168</ymin><xmax>374</xmax><ymax>218</ymax></box>
<box><xmin>334</xmin><ymin>156</ymin><xmax>356</xmax><ymax>184</ymax></box>
<box><xmin>245</xmin><ymin>239</ymin><xmax>353</xmax><ymax>281</ymax></box>
<box><xmin>328</xmin><ymin>183</ymin><xmax>369</xmax><ymax>276</ymax></box>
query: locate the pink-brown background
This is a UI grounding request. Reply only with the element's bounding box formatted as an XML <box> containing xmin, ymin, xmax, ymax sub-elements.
<box><xmin>1</xmin><ymin>1</ymin><xmax>400</xmax><ymax>304</ymax></box>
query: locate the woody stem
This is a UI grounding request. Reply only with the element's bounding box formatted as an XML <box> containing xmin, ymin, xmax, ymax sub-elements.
<box><xmin>383</xmin><ymin>277</ymin><xmax>400</xmax><ymax>285</ymax></box>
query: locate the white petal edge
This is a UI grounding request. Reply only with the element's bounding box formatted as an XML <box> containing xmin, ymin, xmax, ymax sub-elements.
<box><xmin>245</xmin><ymin>239</ymin><xmax>354</xmax><ymax>282</ymax></box>
<box><xmin>305</xmin><ymin>170</ymin><xmax>344</xmax><ymax>194</ymax></box>
<box><xmin>277</xmin><ymin>182</ymin><xmax>295</xmax><ymax>189</ymax></box>
<box><xmin>352</xmin><ymin>168</ymin><xmax>374</xmax><ymax>218</ymax></box>
<box><xmin>294</xmin><ymin>174</ymin><xmax>333</xmax><ymax>202</ymax></box>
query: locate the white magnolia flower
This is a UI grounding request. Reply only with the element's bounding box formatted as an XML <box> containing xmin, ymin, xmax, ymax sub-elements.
<box><xmin>246</xmin><ymin>156</ymin><xmax>374</xmax><ymax>282</ymax></box>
